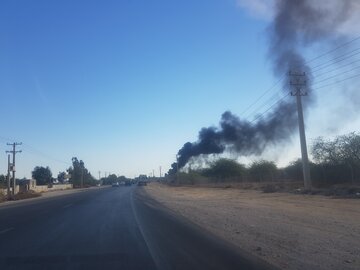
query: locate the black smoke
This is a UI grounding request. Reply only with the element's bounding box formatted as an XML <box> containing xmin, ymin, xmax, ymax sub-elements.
<box><xmin>172</xmin><ymin>0</ymin><xmax>357</xmax><ymax>172</ymax></box>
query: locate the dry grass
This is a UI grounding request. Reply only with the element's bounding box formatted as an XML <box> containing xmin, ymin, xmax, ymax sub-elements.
<box><xmin>8</xmin><ymin>191</ymin><xmax>41</xmax><ymax>201</ymax></box>
<box><xmin>145</xmin><ymin>182</ymin><xmax>360</xmax><ymax>270</ymax></box>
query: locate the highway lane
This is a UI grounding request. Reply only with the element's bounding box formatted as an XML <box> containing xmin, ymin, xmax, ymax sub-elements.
<box><xmin>0</xmin><ymin>186</ymin><xmax>276</xmax><ymax>270</ymax></box>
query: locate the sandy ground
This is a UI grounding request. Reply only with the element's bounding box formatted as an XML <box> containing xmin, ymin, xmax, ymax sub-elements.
<box><xmin>144</xmin><ymin>183</ymin><xmax>360</xmax><ymax>270</ymax></box>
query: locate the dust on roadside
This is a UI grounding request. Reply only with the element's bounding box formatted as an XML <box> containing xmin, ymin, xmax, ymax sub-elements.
<box><xmin>144</xmin><ymin>182</ymin><xmax>360</xmax><ymax>270</ymax></box>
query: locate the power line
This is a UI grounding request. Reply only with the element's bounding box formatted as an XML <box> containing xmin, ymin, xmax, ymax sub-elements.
<box><xmin>311</xmin><ymin>47</ymin><xmax>360</xmax><ymax>72</ymax></box>
<box><xmin>249</xmin><ymin>93</ymin><xmax>290</xmax><ymax>124</ymax></box>
<box><xmin>313</xmin><ymin>57</ymin><xmax>360</xmax><ymax>78</ymax></box>
<box><xmin>313</xmin><ymin>65</ymin><xmax>360</xmax><ymax>86</ymax></box>
<box><xmin>239</xmin><ymin>36</ymin><xmax>360</xmax><ymax>122</ymax></box>
<box><xmin>247</xmin><ymin>68</ymin><xmax>360</xmax><ymax>125</ymax></box>
<box><xmin>239</xmin><ymin>75</ymin><xmax>285</xmax><ymax>117</ymax></box>
<box><xmin>313</xmin><ymin>72</ymin><xmax>360</xmax><ymax>91</ymax></box>
<box><xmin>244</xmin><ymin>91</ymin><xmax>284</xmax><ymax>120</ymax></box>
<box><xmin>22</xmin><ymin>143</ymin><xmax>71</xmax><ymax>166</ymax></box>
<box><xmin>0</xmin><ymin>135</ymin><xmax>71</xmax><ymax>166</ymax></box>
<box><xmin>305</xmin><ymin>35</ymin><xmax>360</xmax><ymax>65</ymax></box>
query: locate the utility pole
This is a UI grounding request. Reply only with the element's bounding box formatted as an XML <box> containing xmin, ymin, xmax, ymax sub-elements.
<box><xmin>159</xmin><ymin>166</ymin><xmax>162</xmax><ymax>178</ymax></box>
<box><xmin>6</xmin><ymin>142</ymin><xmax>22</xmax><ymax>195</ymax></box>
<box><xmin>7</xmin><ymin>154</ymin><xmax>11</xmax><ymax>198</ymax></box>
<box><xmin>98</xmin><ymin>171</ymin><xmax>101</xmax><ymax>180</ymax></box>
<box><xmin>176</xmin><ymin>155</ymin><xmax>179</xmax><ymax>184</ymax></box>
<box><xmin>289</xmin><ymin>71</ymin><xmax>312</xmax><ymax>190</ymax></box>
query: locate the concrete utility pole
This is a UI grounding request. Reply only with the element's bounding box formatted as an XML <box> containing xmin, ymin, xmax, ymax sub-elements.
<box><xmin>98</xmin><ymin>171</ymin><xmax>101</xmax><ymax>180</ymax></box>
<box><xmin>6</xmin><ymin>142</ymin><xmax>22</xmax><ymax>195</ymax></box>
<box><xmin>289</xmin><ymin>71</ymin><xmax>312</xmax><ymax>190</ymax></box>
<box><xmin>159</xmin><ymin>166</ymin><xmax>162</xmax><ymax>178</ymax></box>
<box><xmin>7</xmin><ymin>154</ymin><xmax>11</xmax><ymax>197</ymax></box>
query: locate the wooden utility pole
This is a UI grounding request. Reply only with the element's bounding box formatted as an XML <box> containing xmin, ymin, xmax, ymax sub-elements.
<box><xmin>289</xmin><ymin>71</ymin><xmax>312</xmax><ymax>190</ymax></box>
<box><xmin>6</xmin><ymin>142</ymin><xmax>22</xmax><ymax>195</ymax></box>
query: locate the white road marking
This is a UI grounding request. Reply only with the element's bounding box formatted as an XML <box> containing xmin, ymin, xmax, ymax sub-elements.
<box><xmin>63</xmin><ymin>204</ymin><xmax>73</xmax><ymax>208</ymax></box>
<box><xmin>0</xmin><ymin>227</ymin><xmax>14</xmax><ymax>234</ymax></box>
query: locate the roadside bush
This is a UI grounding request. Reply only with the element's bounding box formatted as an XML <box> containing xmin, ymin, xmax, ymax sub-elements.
<box><xmin>310</xmin><ymin>132</ymin><xmax>360</xmax><ymax>185</ymax></box>
<box><xmin>248</xmin><ymin>160</ymin><xmax>278</xmax><ymax>182</ymax></box>
<box><xmin>177</xmin><ymin>171</ymin><xmax>209</xmax><ymax>185</ymax></box>
<box><xmin>202</xmin><ymin>158</ymin><xmax>246</xmax><ymax>182</ymax></box>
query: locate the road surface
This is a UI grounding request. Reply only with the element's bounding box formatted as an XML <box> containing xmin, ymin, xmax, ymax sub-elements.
<box><xmin>0</xmin><ymin>186</ymin><xmax>276</xmax><ymax>270</ymax></box>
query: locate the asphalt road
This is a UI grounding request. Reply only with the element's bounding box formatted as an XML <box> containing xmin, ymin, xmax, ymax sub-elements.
<box><xmin>0</xmin><ymin>186</ymin><xmax>276</xmax><ymax>270</ymax></box>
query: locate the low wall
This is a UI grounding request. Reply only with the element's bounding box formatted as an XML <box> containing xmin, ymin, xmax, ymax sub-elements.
<box><xmin>30</xmin><ymin>184</ymin><xmax>73</xmax><ymax>193</ymax></box>
<box><xmin>50</xmin><ymin>184</ymin><xmax>73</xmax><ymax>191</ymax></box>
<box><xmin>31</xmin><ymin>185</ymin><xmax>48</xmax><ymax>193</ymax></box>
<box><xmin>0</xmin><ymin>186</ymin><xmax>20</xmax><ymax>196</ymax></box>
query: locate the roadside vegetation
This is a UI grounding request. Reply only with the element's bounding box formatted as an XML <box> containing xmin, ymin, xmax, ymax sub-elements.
<box><xmin>165</xmin><ymin>132</ymin><xmax>360</xmax><ymax>197</ymax></box>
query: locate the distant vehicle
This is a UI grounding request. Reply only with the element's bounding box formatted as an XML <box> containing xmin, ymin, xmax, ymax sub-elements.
<box><xmin>125</xmin><ymin>180</ymin><xmax>131</xmax><ymax>186</ymax></box>
<box><xmin>137</xmin><ymin>180</ymin><xmax>147</xmax><ymax>186</ymax></box>
<box><xmin>112</xmin><ymin>182</ymin><xmax>119</xmax><ymax>187</ymax></box>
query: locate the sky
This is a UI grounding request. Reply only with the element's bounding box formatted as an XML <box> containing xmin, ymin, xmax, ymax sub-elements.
<box><xmin>0</xmin><ymin>0</ymin><xmax>359</xmax><ymax>179</ymax></box>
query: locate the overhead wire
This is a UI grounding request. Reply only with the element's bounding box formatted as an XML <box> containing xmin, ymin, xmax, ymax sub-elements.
<box><xmin>239</xmin><ymin>75</ymin><xmax>285</xmax><ymax>117</ymax></box>
<box><xmin>313</xmin><ymin>57</ymin><xmax>360</xmax><ymax>78</ymax></box>
<box><xmin>304</xmin><ymin>35</ymin><xmax>360</xmax><ymax>65</ymax></box>
<box><xmin>249</xmin><ymin>93</ymin><xmax>291</xmax><ymax>124</ymax></box>
<box><xmin>313</xmin><ymin>72</ymin><xmax>360</xmax><ymax>91</ymax></box>
<box><xmin>312</xmin><ymin>65</ymin><xmax>360</xmax><ymax>86</ymax></box>
<box><xmin>240</xmin><ymin>35</ymin><xmax>360</xmax><ymax>122</ymax></box>
<box><xmin>311</xmin><ymin>48</ymin><xmax>360</xmax><ymax>73</ymax></box>
<box><xmin>242</xmin><ymin>35</ymin><xmax>360</xmax><ymax>123</ymax></box>
<box><xmin>0</xmin><ymin>135</ymin><xmax>71</xmax><ymax>167</ymax></box>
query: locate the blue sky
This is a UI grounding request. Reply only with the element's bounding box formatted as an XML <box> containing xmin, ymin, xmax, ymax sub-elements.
<box><xmin>1</xmin><ymin>0</ymin><xmax>359</xmax><ymax>178</ymax></box>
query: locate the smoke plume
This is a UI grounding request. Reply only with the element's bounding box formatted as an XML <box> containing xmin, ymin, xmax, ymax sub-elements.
<box><xmin>173</xmin><ymin>0</ymin><xmax>357</xmax><ymax>171</ymax></box>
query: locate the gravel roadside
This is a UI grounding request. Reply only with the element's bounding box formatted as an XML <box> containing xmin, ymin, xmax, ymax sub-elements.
<box><xmin>144</xmin><ymin>183</ymin><xmax>360</xmax><ymax>270</ymax></box>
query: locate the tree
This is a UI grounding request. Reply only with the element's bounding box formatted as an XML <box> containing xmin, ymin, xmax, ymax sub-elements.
<box><xmin>32</xmin><ymin>166</ymin><xmax>53</xmax><ymax>185</ymax></box>
<box><xmin>0</xmin><ymin>174</ymin><xmax>6</xmax><ymax>188</ymax></box>
<box><xmin>67</xmin><ymin>157</ymin><xmax>96</xmax><ymax>187</ymax></box>
<box><xmin>57</xmin><ymin>171</ymin><xmax>67</xmax><ymax>183</ymax></box>
<box><xmin>248</xmin><ymin>160</ymin><xmax>278</xmax><ymax>182</ymax></box>
<box><xmin>311</xmin><ymin>132</ymin><xmax>360</xmax><ymax>165</ymax></box>
<box><xmin>311</xmin><ymin>132</ymin><xmax>360</xmax><ymax>184</ymax></box>
<box><xmin>203</xmin><ymin>158</ymin><xmax>245</xmax><ymax>181</ymax></box>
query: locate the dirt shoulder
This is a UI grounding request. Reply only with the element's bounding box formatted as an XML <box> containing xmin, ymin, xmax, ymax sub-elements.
<box><xmin>0</xmin><ymin>186</ymin><xmax>109</xmax><ymax>207</ymax></box>
<box><xmin>144</xmin><ymin>183</ymin><xmax>360</xmax><ymax>270</ymax></box>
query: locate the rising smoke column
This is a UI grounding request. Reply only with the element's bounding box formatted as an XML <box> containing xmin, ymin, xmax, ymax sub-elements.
<box><xmin>173</xmin><ymin>0</ymin><xmax>357</xmax><ymax>171</ymax></box>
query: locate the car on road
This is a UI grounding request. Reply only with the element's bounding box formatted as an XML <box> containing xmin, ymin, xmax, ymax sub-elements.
<box><xmin>137</xmin><ymin>180</ymin><xmax>147</xmax><ymax>186</ymax></box>
<box><xmin>112</xmin><ymin>182</ymin><xmax>119</xmax><ymax>187</ymax></box>
<box><xmin>125</xmin><ymin>180</ymin><xmax>131</xmax><ymax>186</ymax></box>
